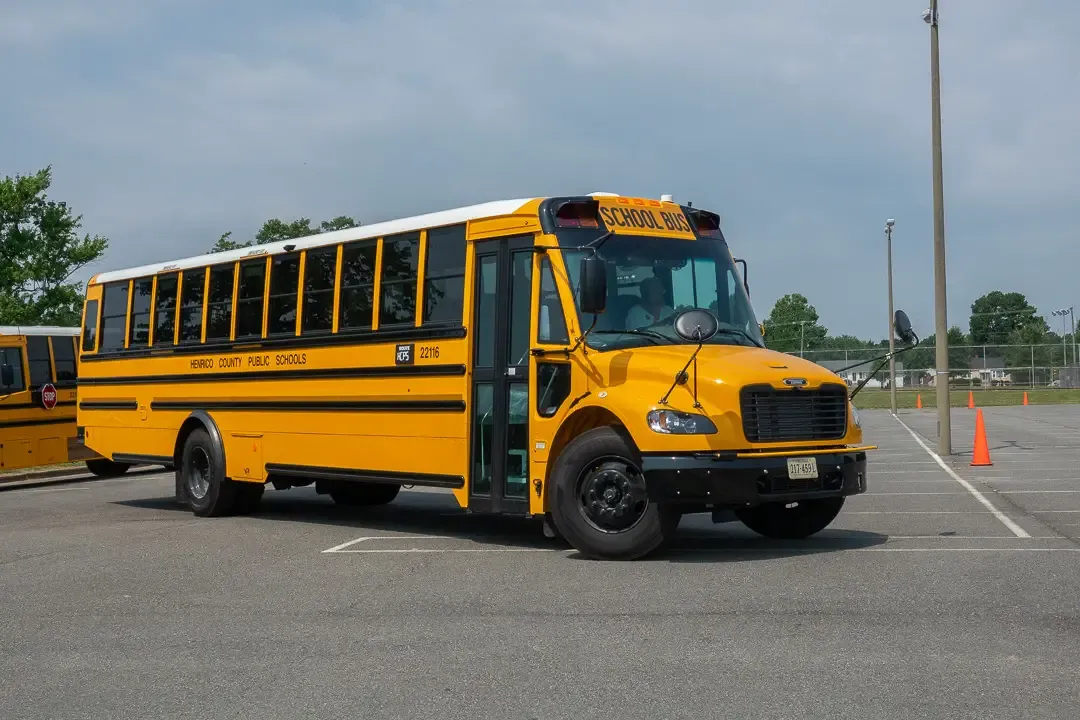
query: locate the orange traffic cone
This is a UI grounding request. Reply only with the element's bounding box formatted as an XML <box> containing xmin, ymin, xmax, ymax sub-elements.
<box><xmin>971</xmin><ymin>408</ymin><xmax>992</xmax><ymax>466</ymax></box>
<box><xmin>1023</xmin><ymin>391</ymin><xmax>1029</xmax><ymax>406</ymax></box>
<box><xmin>968</xmin><ymin>391</ymin><xmax>975</xmax><ymax>409</ymax></box>
<box><xmin>916</xmin><ymin>393</ymin><xmax>922</xmax><ymax>409</ymax></box>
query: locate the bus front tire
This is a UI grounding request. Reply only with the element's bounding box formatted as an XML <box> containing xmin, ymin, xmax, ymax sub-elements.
<box><xmin>328</xmin><ymin>482</ymin><xmax>400</xmax><ymax>507</ymax></box>
<box><xmin>179</xmin><ymin>427</ymin><xmax>238</xmax><ymax>517</ymax></box>
<box><xmin>85</xmin><ymin>459</ymin><xmax>131</xmax><ymax>477</ymax></box>
<box><xmin>734</xmin><ymin>497</ymin><xmax>845</xmax><ymax>539</ymax></box>
<box><xmin>549</xmin><ymin>426</ymin><xmax>680</xmax><ymax>561</ymax></box>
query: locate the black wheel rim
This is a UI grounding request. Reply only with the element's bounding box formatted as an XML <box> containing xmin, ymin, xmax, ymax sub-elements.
<box><xmin>186</xmin><ymin>447</ymin><xmax>211</xmax><ymax>500</ymax></box>
<box><xmin>576</xmin><ymin>455</ymin><xmax>649</xmax><ymax>533</ymax></box>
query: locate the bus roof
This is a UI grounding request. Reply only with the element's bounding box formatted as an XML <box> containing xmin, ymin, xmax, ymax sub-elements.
<box><xmin>91</xmin><ymin>196</ymin><xmax>540</xmax><ymax>286</ymax></box>
<box><xmin>0</xmin><ymin>326</ymin><xmax>80</xmax><ymax>337</ymax></box>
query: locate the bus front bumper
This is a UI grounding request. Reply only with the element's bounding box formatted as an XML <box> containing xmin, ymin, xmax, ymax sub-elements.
<box><xmin>640</xmin><ymin>450</ymin><xmax>868</xmax><ymax>508</ymax></box>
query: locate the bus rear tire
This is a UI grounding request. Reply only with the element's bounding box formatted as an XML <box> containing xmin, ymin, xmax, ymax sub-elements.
<box><xmin>549</xmin><ymin>426</ymin><xmax>680</xmax><ymax>561</ymax></box>
<box><xmin>179</xmin><ymin>427</ymin><xmax>238</xmax><ymax>517</ymax></box>
<box><xmin>85</xmin><ymin>459</ymin><xmax>131</xmax><ymax>477</ymax></box>
<box><xmin>329</xmin><ymin>482</ymin><xmax>400</xmax><ymax>507</ymax></box>
<box><xmin>734</xmin><ymin>497</ymin><xmax>845</xmax><ymax>539</ymax></box>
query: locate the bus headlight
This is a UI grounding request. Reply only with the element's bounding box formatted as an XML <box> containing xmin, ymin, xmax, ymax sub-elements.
<box><xmin>646</xmin><ymin>409</ymin><xmax>717</xmax><ymax>435</ymax></box>
<box><xmin>850</xmin><ymin>403</ymin><xmax>861</xmax><ymax>428</ymax></box>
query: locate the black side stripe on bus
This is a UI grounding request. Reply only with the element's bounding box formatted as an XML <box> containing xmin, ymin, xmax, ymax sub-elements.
<box><xmin>78</xmin><ymin>324</ymin><xmax>468</xmax><ymax>363</ymax></box>
<box><xmin>265</xmin><ymin>463</ymin><xmax>465</xmax><ymax>490</ymax></box>
<box><xmin>79</xmin><ymin>400</ymin><xmax>139</xmax><ymax>411</ymax></box>
<box><xmin>0</xmin><ymin>400</ymin><xmax>77</xmax><ymax>410</ymax></box>
<box><xmin>112</xmin><ymin>453</ymin><xmax>174</xmax><ymax>466</ymax></box>
<box><xmin>149</xmin><ymin>399</ymin><xmax>466</xmax><ymax>413</ymax></box>
<box><xmin>77</xmin><ymin>364</ymin><xmax>467</xmax><ymax>387</ymax></box>
<box><xmin>0</xmin><ymin>417</ymin><xmax>74</xmax><ymax>430</ymax></box>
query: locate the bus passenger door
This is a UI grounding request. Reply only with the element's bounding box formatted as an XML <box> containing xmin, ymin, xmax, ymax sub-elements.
<box><xmin>468</xmin><ymin>234</ymin><xmax>533</xmax><ymax>515</ymax></box>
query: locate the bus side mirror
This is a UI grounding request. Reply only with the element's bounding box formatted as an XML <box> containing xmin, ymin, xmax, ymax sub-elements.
<box><xmin>578</xmin><ymin>255</ymin><xmax>607</xmax><ymax>315</ymax></box>
<box><xmin>759</xmin><ymin>323</ymin><xmax>766</xmax><ymax>338</ymax></box>
<box><xmin>1</xmin><ymin>364</ymin><xmax>14</xmax><ymax>388</ymax></box>
<box><xmin>894</xmin><ymin>309</ymin><xmax>917</xmax><ymax>346</ymax></box>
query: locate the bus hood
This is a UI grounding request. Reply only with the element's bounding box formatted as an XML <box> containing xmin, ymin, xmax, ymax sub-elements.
<box><xmin>591</xmin><ymin>343</ymin><xmax>846</xmax><ymax>410</ymax></box>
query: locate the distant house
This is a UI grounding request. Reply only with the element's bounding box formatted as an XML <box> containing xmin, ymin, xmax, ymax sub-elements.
<box><xmin>815</xmin><ymin>359</ymin><xmax>906</xmax><ymax>388</ymax></box>
<box><xmin>966</xmin><ymin>355</ymin><xmax>1011</xmax><ymax>386</ymax></box>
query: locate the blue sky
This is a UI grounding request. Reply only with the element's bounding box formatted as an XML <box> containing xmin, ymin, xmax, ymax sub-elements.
<box><xmin>2</xmin><ymin>0</ymin><xmax>1077</xmax><ymax>341</ymax></box>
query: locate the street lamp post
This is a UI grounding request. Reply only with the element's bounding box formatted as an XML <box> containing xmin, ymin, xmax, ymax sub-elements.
<box><xmin>925</xmin><ymin>0</ymin><xmax>951</xmax><ymax>454</ymax></box>
<box><xmin>886</xmin><ymin>219</ymin><xmax>897</xmax><ymax>415</ymax></box>
<box><xmin>1052</xmin><ymin>307</ymin><xmax>1074</xmax><ymax>381</ymax></box>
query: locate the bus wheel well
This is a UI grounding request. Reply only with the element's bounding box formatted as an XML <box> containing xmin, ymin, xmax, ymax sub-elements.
<box><xmin>544</xmin><ymin>406</ymin><xmax>630</xmax><ymax>511</ymax></box>
<box><xmin>174</xmin><ymin>418</ymin><xmax>206</xmax><ymax>467</ymax></box>
<box><xmin>173</xmin><ymin>411</ymin><xmax>225</xmax><ymax>470</ymax></box>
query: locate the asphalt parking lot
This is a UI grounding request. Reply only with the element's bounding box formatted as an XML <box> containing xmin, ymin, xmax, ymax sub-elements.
<box><xmin>2</xmin><ymin>407</ymin><xmax>1078</xmax><ymax>719</ymax></box>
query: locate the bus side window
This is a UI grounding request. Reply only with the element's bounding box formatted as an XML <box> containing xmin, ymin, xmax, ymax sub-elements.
<box><xmin>536</xmin><ymin>363</ymin><xmax>571</xmax><ymax>417</ymax></box>
<box><xmin>537</xmin><ymin>256</ymin><xmax>569</xmax><ymax>345</ymax></box>
<box><xmin>339</xmin><ymin>241</ymin><xmax>377</xmax><ymax>331</ymax></box>
<box><xmin>81</xmin><ymin>299</ymin><xmax>99</xmax><ymax>352</ymax></box>
<box><xmin>128</xmin><ymin>278</ymin><xmax>153</xmax><ymax>347</ymax></box>
<box><xmin>99</xmin><ymin>281</ymin><xmax>130</xmax><ymax>352</ymax></box>
<box><xmin>154</xmin><ymin>273</ymin><xmax>178</xmax><ymax>347</ymax></box>
<box><xmin>0</xmin><ymin>347</ymin><xmax>26</xmax><ymax>392</ymax></box>
<box><xmin>379</xmin><ymin>232</ymin><xmax>419</xmax><ymax>327</ymax></box>
<box><xmin>50</xmin><ymin>336</ymin><xmax>77</xmax><ymax>384</ymax></box>
<box><xmin>236</xmin><ymin>260</ymin><xmax>267</xmax><ymax>339</ymax></box>
<box><xmin>26</xmin><ymin>336</ymin><xmax>53</xmax><ymax>387</ymax></box>
<box><xmin>422</xmin><ymin>224</ymin><xmax>466</xmax><ymax>325</ymax></box>
<box><xmin>302</xmin><ymin>247</ymin><xmax>337</xmax><ymax>335</ymax></box>
<box><xmin>178</xmin><ymin>268</ymin><xmax>207</xmax><ymax>344</ymax></box>
<box><xmin>267</xmin><ymin>253</ymin><xmax>301</xmax><ymax>336</ymax></box>
<box><xmin>206</xmin><ymin>264</ymin><xmax>235</xmax><ymax>341</ymax></box>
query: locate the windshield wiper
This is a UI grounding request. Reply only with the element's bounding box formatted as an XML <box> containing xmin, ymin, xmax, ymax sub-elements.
<box><xmin>590</xmin><ymin>329</ymin><xmax>673</xmax><ymax>345</ymax></box>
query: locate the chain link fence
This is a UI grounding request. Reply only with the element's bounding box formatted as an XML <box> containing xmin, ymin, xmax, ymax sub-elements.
<box><xmin>782</xmin><ymin>344</ymin><xmax>1080</xmax><ymax>389</ymax></box>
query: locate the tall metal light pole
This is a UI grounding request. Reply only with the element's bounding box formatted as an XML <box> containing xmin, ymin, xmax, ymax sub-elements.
<box><xmin>1052</xmin><ymin>307</ymin><xmax>1074</xmax><ymax>375</ymax></box>
<box><xmin>925</xmin><ymin>0</ymin><xmax>951</xmax><ymax>454</ymax></box>
<box><xmin>885</xmin><ymin>219</ymin><xmax>897</xmax><ymax>415</ymax></box>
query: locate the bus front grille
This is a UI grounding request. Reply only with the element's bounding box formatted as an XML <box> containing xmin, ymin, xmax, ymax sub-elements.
<box><xmin>739</xmin><ymin>384</ymin><xmax>848</xmax><ymax>443</ymax></box>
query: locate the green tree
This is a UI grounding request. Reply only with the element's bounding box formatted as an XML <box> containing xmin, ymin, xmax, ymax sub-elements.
<box><xmin>210</xmin><ymin>215</ymin><xmax>360</xmax><ymax>253</ymax></box>
<box><xmin>904</xmin><ymin>326</ymin><xmax>970</xmax><ymax>378</ymax></box>
<box><xmin>1003</xmin><ymin>322</ymin><xmax>1057</xmax><ymax>385</ymax></box>
<box><xmin>763</xmin><ymin>293</ymin><xmax>828</xmax><ymax>354</ymax></box>
<box><xmin>0</xmin><ymin>166</ymin><xmax>108</xmax><ymax>325</ymax></box>
<box><xmin>969</xmin><ymin>291</ymin><xmax>1046</xmax><ymax>344</ymax></box>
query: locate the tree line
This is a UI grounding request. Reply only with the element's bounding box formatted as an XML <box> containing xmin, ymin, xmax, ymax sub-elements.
<box><xmin>762</xmin><ymin>291</ymin><xmax>1074</xmax><ymax>379</ymax></box>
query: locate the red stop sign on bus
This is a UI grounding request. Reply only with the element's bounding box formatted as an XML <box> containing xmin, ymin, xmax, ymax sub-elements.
<box><xmin>40</xmin><ymin>383</ymin><xmax>57</xmax><ymax>410</ymax></box>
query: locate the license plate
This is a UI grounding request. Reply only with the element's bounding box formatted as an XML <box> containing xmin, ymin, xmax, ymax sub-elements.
<box><xmin>786</xmin><ymin>457</ymin><xmax>818</xmax><ymax>480</ymax></box>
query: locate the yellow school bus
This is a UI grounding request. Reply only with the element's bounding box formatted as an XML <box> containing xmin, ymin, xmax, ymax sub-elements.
<box><xmin>0</xmin><ymin>325</ymin><xmax>119</xmax><ymax>474</ymax></box>
<box><xmin>76</xmin><ymin>193</ymin><xmax>875</xmax><ymax>559</ymax></box>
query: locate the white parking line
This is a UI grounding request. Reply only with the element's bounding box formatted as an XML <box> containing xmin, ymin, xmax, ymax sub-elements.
<box><xmin>322</xmin><ymin>535</ymin><xmax>444</xmax><ymax>552</ymax></box>
<box><xmin>892</xmin><ymin>416</ymin><xmax>1031</xmax><ymax>538</ymax></box>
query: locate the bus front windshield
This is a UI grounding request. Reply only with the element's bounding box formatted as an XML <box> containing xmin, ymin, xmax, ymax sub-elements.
<box><xmin>561</xmin><ymin>233</ymin><xmax>764</xmax><ymax>352</ymax></box>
